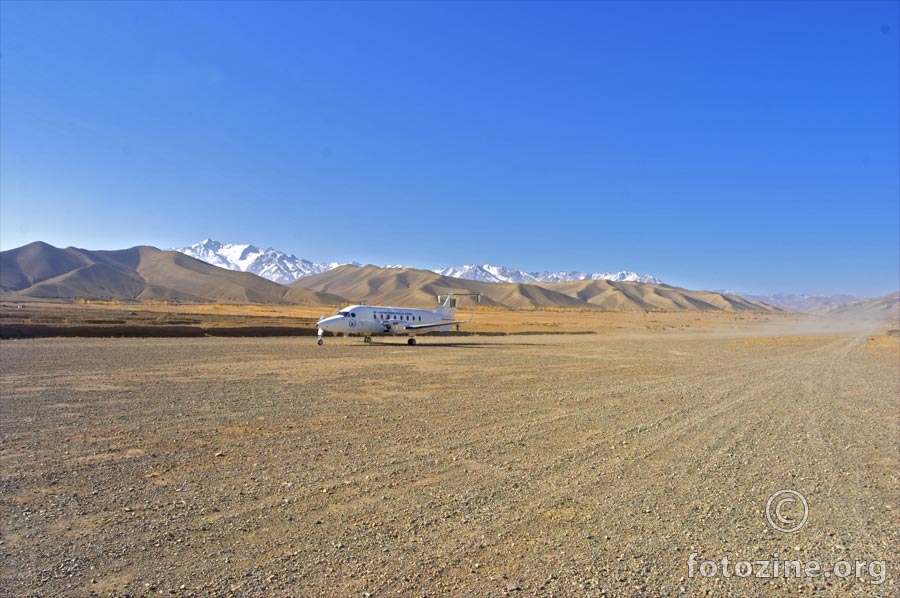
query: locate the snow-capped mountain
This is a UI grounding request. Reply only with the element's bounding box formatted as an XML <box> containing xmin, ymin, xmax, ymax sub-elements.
<box><xmin>175</xmin><ymin>240</ymin><xmax>661</xmax><ymax>286</ymax></box>
<box><xmin>175</xmin><ymin>239</ymin><xmax>349</xmax><ymax>285</ymax></box>
<box><xmin>538</xmin><ymin>270</ymin><xmax>660</xmax><ymax>284</ymax></box>
<box><xmin>433</xmin><ymin>264</ymin><xmax>660</xmax><ymax>285</ymax></box>
<box><xmin>435</xmin><ymin>264</ymin><xmax>541</xmax><ymax>284</ymax></box>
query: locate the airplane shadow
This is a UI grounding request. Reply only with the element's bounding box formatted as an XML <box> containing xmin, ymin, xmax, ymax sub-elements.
<box><xmin>351</xmin><ymin>340</ymin><xmax>547</xmax><ymax>348</ymax></box>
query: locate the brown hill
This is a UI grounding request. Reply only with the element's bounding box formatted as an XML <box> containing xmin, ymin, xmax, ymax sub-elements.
<box><xmin>1</xmin><ymin>241</ymin><xmax>93</xmax><ymax>291</ymax></box>
<box><xmin>2</xmin><ymin>243</ymin><xmax>779</xmax><ymax>312</ymax></box>
<box><xmin>1</xmin><ymin>243</ymin><xmax>346</xmax><ymax>305</ymax></box>
<box><xmin>813</xmin><ymin>291</ymin><xmax>900</xmax><ymax>322</ymax></box>
<box><xmin>289</xmin><ymin>265</ymin><xmax>586</xmax><ymax>309</ymax></box>
<box><xmin>545</xmin><ymin>280</ymin><xmax>774</xmax><ymax>312</ymax></box>
<box><xmin>292</xmin><ymin>265</ymin><xmax>774</xmax><ymax>312</ymax></box>
<box><xmin>290</xmin><ymin>265</ymin><xmax>503</xmax><ymax>307</ymax></box>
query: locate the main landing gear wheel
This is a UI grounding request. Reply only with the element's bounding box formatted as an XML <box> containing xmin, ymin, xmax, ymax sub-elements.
<box><xmin>317</xmin><ymin>338</ymin><xmax>324</xmax><ymax>346</ymax></box>
<box><xmin>407</xmin><ymin>338</ymin><xmax>417</xmax><ymax>346</ymax></box>
<box><xmin>364</xmin><ymin>336</ymin><xmax>372</xmax><ymax>343</ymax></box>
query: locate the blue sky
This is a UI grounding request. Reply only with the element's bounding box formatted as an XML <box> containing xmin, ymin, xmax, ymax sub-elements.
<box><xmin>1</xmin><ymin>1</ymin><xmax>897</xmax><ymax>296</ymax></box>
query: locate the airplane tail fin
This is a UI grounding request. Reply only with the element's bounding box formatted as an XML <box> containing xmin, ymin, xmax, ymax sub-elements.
<box><xmin>436</xmin><ymin>293</ymin><xmax>480</xmax><ymax>317</ymax></box>
<box><xmin>436</xmin><ymin>293</ymin><xmax>458</xmax><ymax>317</ymax></box>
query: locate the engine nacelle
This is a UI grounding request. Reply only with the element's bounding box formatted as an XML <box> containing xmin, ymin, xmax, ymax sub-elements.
<box><xmin>388</xmin><ymin>322</ymin><xmax>407</xmax><ymax>335</ymax></box>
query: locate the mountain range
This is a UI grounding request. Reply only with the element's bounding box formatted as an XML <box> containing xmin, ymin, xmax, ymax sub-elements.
<box><xmin>2</xmin><ymin>241</ymin><xmax>773</xmax><ymax>312</ymax></box>
<box><xmin>811</xmin><ymin>291</ymin><xmax>899</xmax><ymax>321</ymax></box>
<box><xmin>736</xmin><ymin>293</ymin><xmax>862</xmax><ymax>312</ymax></box>
<box><xmin>431</xmin><ymin>264</ymin><xmax>660</xmax><ymax>284</ymax></box>
<box><xmin>175</xmin><ymin>239</ymin><xmax>660</xmax><ymax>286</ymax></box>
<box><xmin>5</xmin><ymin>241</ymin><xmax>896</xmax><ymax>318</ymax></box>
<box><xmin>290</xmin><ymin>264</ymin><xmax>770</xmax><ymax>312</ymax></box>
<box><xmin>177</xmin><ymin>241</ymin><xmax>869</xmax><ymax>310</ymax></box>
<box><xmin>0</xmin><ymin>242</ymin><xmax>344</xmax><ymax>305</ymax></box>
<box><xmin>175</xmin><ymin>239</ymin><xmax>351</xmax><ymax>285</ymax></box>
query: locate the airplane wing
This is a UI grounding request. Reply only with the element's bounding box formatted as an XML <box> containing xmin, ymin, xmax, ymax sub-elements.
<box><xmin>383</xmin><ymin>319</ymin><xmax>468</xmax><ymax>334</ymax></box>
<box><xmin>404</xmin><ymin>320</ymin><xmax>468</xmax><ymax>331</ymax></box>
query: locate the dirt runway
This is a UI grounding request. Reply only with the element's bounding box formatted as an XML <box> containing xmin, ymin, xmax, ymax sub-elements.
<box><xmin>1</xmin><ymin>326</ymin><xmax>897</xmax><ymax>596</ymax></box>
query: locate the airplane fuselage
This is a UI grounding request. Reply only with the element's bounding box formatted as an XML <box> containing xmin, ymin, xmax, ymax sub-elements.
<box><xmin>315</xmin><ymin>293</ymin><xmax>471</xmax><ymax>345</ymax></box>
<box><xmin>316</xmin><ymin>305</ymin><xmax>456</xmax><ymax>337</ymax></box>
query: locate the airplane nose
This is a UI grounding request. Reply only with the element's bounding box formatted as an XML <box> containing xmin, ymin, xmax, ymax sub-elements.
<box><xmin>317</xmin><ymin>315</ymin><xmax>338</xmax><ymax>329</ymax></box>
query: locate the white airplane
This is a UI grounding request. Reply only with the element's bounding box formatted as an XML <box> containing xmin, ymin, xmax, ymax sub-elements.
<box><xmin>316</xmin><ymin>293</ymin><xmax>476</xmax><ymax>345</ymax></box>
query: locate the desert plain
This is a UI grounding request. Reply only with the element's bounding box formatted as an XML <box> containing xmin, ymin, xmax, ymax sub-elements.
<box><xmin>1</xmin><ymin>304</ymin><xmax>898</xmax><ymax>597</ymax></box>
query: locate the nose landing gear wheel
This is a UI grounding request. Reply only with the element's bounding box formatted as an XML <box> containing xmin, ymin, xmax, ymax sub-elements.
<box><xmin>317</xmin><ymin>338</ymin><xmax>324</xmax><ymax>346</ymax></box>
<box><xmin>364</xmin><ymin>336</ymin><xmax>372</xmax><ymax>343</ymax></box>
<box><xmin>407</xmin><ymin>338</ymin><xmax>417</xmax><ymax>346</ymax></box>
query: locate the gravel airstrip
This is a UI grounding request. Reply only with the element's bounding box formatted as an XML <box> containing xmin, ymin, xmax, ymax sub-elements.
<box><xmin>1</xmin><ymin>319</ymin><xmax>897</xmax><ymax>596</ymax></box>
